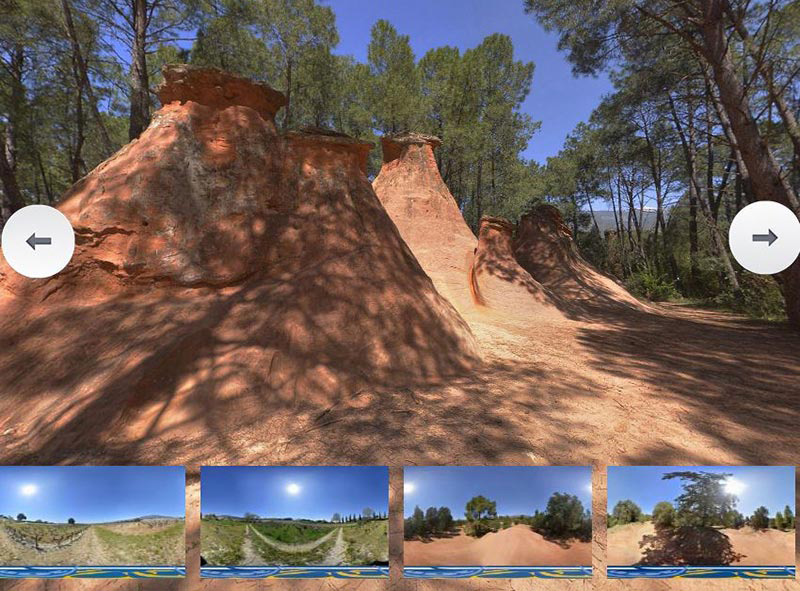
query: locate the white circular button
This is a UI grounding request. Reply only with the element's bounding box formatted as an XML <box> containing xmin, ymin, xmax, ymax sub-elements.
<box><xmin>1</xmin><ymin>205</ymin><xmax>75</xmax><ymax>278</ymax></box>
<box><xmin>729</xmin><ymin>201</ymin><xmax>800</xmax><ymax>275</ymax></box>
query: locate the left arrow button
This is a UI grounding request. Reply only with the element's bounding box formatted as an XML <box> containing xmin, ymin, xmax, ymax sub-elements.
<box><xmin>1</xmin><ymin>205</ymin><xmax>74</xmax><ymax>278</ymax></box>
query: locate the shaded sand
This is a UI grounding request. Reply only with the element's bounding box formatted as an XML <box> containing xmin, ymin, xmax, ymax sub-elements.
<box><xmin>608</xmin><ymin>522</ymin><xmax>795</xmax><ymax>566</ymax></box>
<box><xmin>404</xmin><ymin>525</ymin><xmax>590</xmax><ymax>566</ymax></box>
<box><xmin>470</xmin><ymin>216</ymin><xmax>563</xmax><ymax>321</ymax></box>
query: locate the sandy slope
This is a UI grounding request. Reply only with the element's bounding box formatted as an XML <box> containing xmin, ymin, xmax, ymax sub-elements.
<box><xmin>608</xmin><ymin>522</ymin><xmax>795</xmax><ymax>566</ymax></box>
<box><xmin>404</xmin><ymin>525</ymin><xmax>590</xmax><ymax>566</ymax></box>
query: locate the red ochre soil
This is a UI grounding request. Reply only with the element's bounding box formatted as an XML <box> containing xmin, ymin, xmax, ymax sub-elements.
<box><xmin>1</xmin><ymin>71</ymin><xmax>799</xmax><ymax>591</ymax></box>
<box><xmin>404</xmin><ymin>524</ymin><xmax>591</xmax><ymax>567</ymax></box>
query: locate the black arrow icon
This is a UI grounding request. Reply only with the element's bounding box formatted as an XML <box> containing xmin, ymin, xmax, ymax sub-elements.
<box><xmin>752</xmin><ymin>229</ymin><xmax>778</xmax><ymax>246</ymax></box>
<box><xmin>26</xmin><ymin>233</ymin><xmax>52</xmax><ymax>250</ymax></box>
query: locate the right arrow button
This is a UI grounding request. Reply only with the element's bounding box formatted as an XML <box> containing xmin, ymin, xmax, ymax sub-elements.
<box><xmin>730</xmin><ymin>202</ymin><xmax>800</xmax><ymax>275</ymax></box>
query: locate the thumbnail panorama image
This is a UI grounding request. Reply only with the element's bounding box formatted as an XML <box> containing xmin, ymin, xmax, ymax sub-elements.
<box><xmin>0</xmin><ymin>466</ymin><xmax>185</xmax><ymax>567</ymax></box>
<box><xmin>201</xmin><ymin>466</ymin><xmax>388</xmax><ymax>567</ymax></box>
<box><xmin>607</xmin><ymin>466</ymin><xmax>795</xmax><ymax>567</ymax></box>
<box><xmin>403</xmin><ymin>466</ymin><xmax>592</xmax><ymax>566</ymax></box>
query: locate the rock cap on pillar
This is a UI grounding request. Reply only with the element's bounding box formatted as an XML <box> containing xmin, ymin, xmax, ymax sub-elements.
<box><xmin>156</xmin><ymin>64</ymin><xmax>287</xmax><ymax>121</ymax></box>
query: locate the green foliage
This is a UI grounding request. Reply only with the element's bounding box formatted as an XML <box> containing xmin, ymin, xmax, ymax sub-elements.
<box><xmin>711</xmin><ymin>272</ymin><xmax>788</xmax><ymax>321</ymax></box>
<box><xmin>723</xmin><ymin>510</ymin><xmax>745</xmax><ymax>529</ymax></box>
<box><xmin>783</xmin><ymin>505</ymin><xmax>795</xmax><ymax>530</ymax></box>
<box><xmin>67</xmin><ymin>517</ymin><xmax>75</xmax><ymax>525</ymax></box>
<box><xmin>663</xmin><ymin>471</ymin><xmax>737</xmax><ymax>528</ymax></box>
<box><xmin>611</xmin><ymin>500</ymin><xmax>642</xmax><ymax>525</ymax></box>
<box><xmin>751</xmin><ymin>506</ymin><xmax>770</xmax><ymax>530</ymax></box>
<box><xmin>342</xmin><ymin>519</ymin><xmax>388</xmax><ymax>565</ymax></box>
<box><xmin>16</xmin><ymin>513</ymin><xmax>25</xmax><ymax>521</ymax></box>
<box><xmin>539</xmin><ymin>492</ymin><xmax>591</xmax><ymax>542</ymax></box>
<box><xmin>461</xmin><ymin>495</ymin><xmax>498</xmax><ymax>538</ymax></box>
<box><xmin>367</xmin><ymin>20</ymin><xmax>422</xmax><ymax>134</ymax></box>
<box><xmin>252</xmin><ymin>521</ymin><xmax>330</xmax><ymax>544</ymax></box>
<box><xmin>404</xmin><ymin>506</ymin><xmax>454</xmax><ymax>540</ymax></box>
<box><xmin>652</xmin><ymin>501</ymin><xmax>676</xmax><ymax>529</ymax></box>
<box><xmin>626</xmin><ymin>269</ymin><xmax>679</xmax><ymax>302</ymax></box>
<box><xmin>465</xmin><ymin>495</ymin><xmax>497</xmax><ymax>521</ymax></box>
<box><xmin>523</xmin><ymin>0</ymin><xmax>800</xmax><ymax>322</ymax></box>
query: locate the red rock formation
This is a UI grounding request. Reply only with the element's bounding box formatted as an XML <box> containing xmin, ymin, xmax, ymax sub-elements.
<box><xmin>372</xmin><ymin>133</ymin><xmax>476</xmax><ymax>314</ymax></box>
<box><xmin>0</xmin><ymin>66</ymin><xmax>479</xmax><ymax>463</ymax></box>
<box><xmin>470</xmin><ymin>216</ymin><xmax>560</xmax><ymax>318</ymax></box>
<box><xmin>514</xmin><ymin>204</ymin><xmax>645</xmax><ymax>316</ymax></box>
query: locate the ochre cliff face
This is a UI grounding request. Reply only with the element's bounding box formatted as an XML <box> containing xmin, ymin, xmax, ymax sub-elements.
<box><xmin>470</xmin><ymin>216</ymin><xmax>559</xmax><ymax>318</ymax></box>
<box><xmin>0</xmin><ymin>67</ymin><xmax>480</xmax><ymax>464</ymax></box>
<box><xmin>514</xmin><ymin>204</ymin><xmax>645</xmax><ymax>316</ymax></box>
<box><xmin>372</xmin><ymin>133</ymin><xmax>476</xmax><ymax>314</ymax></box>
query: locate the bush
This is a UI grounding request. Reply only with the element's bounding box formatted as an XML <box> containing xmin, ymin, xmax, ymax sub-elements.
<box><xmin>652</xmin><ymin>502</ymin><xmax>675</xmax><ymax>529</ymax></box>
<box><xmin>712</xmin><ymin>273</ymin><xmax>786</xmax><ymax>320</ymax></box>
<box><xmin>611</xmin><ymin>500</ymin><xmax>643</xmax><ymax>525</ymax></box>
<box><xmin>751</xmin><ymin>506</ymin><xmax>770</xmax><ymax>530</ymax></box>
<box><xmin>463</xmin><ymin>520</ymin><xmax>494</xmax><ymax>538</ymax></box>
<box><xmin>626</xmin><ymin>269</ymin><xmax>679</xmax><ymax>302</ymax></box>
<box><xmin>539</xmin><ymin>493</ymin><xmax>591</xmax><ymax>542</ymax></box>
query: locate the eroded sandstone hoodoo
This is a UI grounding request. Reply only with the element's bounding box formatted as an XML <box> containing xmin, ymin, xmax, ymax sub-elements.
<box><xmin>470</xmin><ymin>215</ymin><xmax>560</xmax><ymax>318</ymax></box>
<box><xmin>0</xmin><ymin>66</ymin><xmax>480</xmax><ymax>463</ymax></box>
<box><xmin>514</xmin><ymin>204</ymin><xmax>645</xmax><ymax>316</ymax></box>
<box><xmin>372</xmin><ymin>132</ymin><xmax>477</xmax><ymax>314</ymax></box>
<box><xmin>42</xmin><ymin>64</ymin><xmax>288</xmax><ymax>289</ymax></box>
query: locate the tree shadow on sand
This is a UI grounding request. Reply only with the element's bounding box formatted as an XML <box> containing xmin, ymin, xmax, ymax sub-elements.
<box><xmin>638</xmin><ymin>526</ymin><xmax>745</xmax><ymax>566</ymax></box>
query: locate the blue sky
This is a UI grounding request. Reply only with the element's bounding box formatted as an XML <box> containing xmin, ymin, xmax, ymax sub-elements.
<box><xmin>201</xmin><ymin>466</ymin><xmax>389</xmax><ymax>520</ymax></box>
<box><xmin>0</xmin><ymin>466</ymin><xmax>185</xmax><ymax>523</ymax></box>
<box><xmin>327</xmin><ymin>0</ymin><xmax>612</xmax><ymax>164</ymax></box>
<box><xmin>608</xmin><ymin>466</ymin><xmax>796</xmax><ymax>516</ymax></box>
<box><xmin>403</xmin><ymin>466</ymin><xmax>592</xmax><ymax>518</ymax></box>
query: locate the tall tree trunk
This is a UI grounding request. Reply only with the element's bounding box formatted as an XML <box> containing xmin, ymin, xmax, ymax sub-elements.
<box><xmin>70</xmin><ymin>56</ymin><xmax>86</xmax><ymax>183</ymax></box>
<box><xmin>706</xmin><ymin>71</ymin><xmax>755</xmax><ymax>205</ymax></box>
<box><xmin>725</xmin><ymin>4</ymin><xmax>800</xmax><ymax>160</ymax></box>
<box><xmin>128</xmin><ymin>0</ymin><xmax>150</xmax><ymax>140</ymax></box>
<box><xmin>283</xmin><ymin>58</ymin><xmax>292</xmax><ymax>131</ymax></box>
<box><xmin>475</xmin><ymin>162</ymin><xmax>483</xmax><ymax>223</ymax></box>
<box><xmin>699</xmin><ymin>0</ymin><xmax>800</xmax><ymax>324</ymax></box>
<box><xmin>669</xmin><ymin>93</ymin><xmax>740</xmax><ymax>293</ymax></box>
<box><xmin>586</xmin><ymin>193</ymin><xmax>602</xmax><ymax>239</ymax></box>
<box><xmin>699</xmin><ymin>0</ymin><xmax>798</xmax><ymax>212</ymax></box>
<box><xmin>0</xmin><ymin>44</ymin><xmax>25</xmax><ymax>222</ymax></box>
<box><xmin>60</xmin><ymin>0</ymin><xmax>113</xmax><ymax>156</ymax></box>
<box><xmin>0</xmin><ymin>130</ymin><xmax>24</xmax><ymax>222</ymax></box>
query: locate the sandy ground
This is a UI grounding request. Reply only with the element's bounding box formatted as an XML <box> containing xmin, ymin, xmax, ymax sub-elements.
<box><xmin>608</xmin><ymin>522</ymin><xmax>796</xmax><ymax>566</ymax></box>
<box><xmin>404</xmin><ymin>524</ymin><xmax>591</xmax><ymax>566</ymax></box>
<box><xmin>325</xmin><ymin>528</ymin><xmax>347</xmax><ymax>566</ymax></box>
<box><xmin>1</xmin><ymin>299</ymin><xmax>799</xmax><ymax>591</ymax></box>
